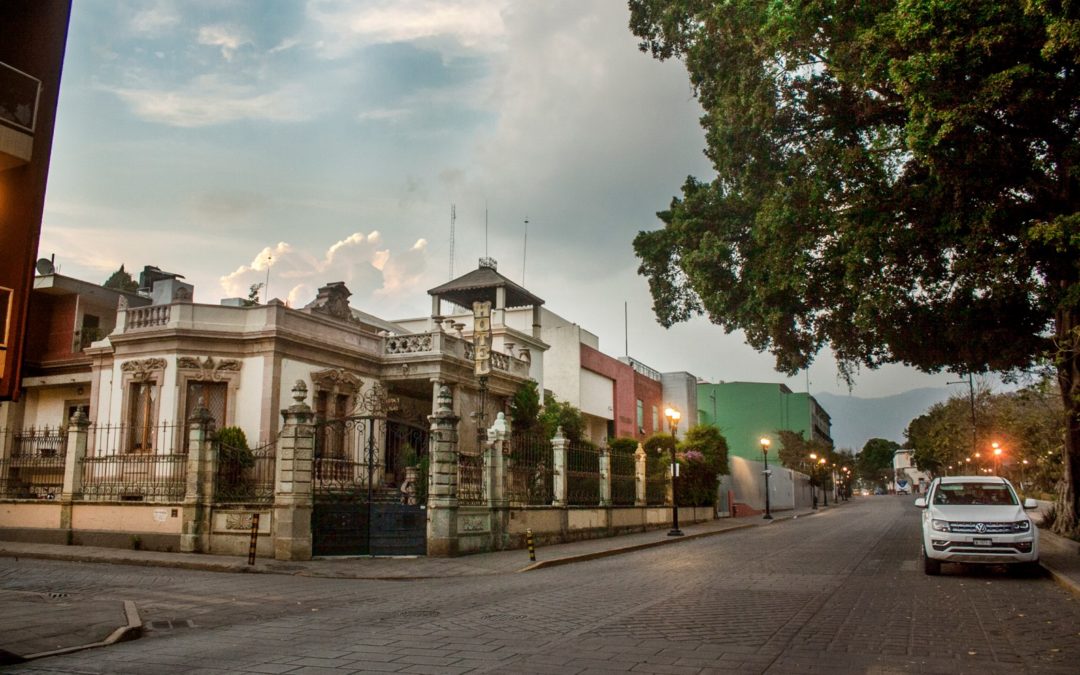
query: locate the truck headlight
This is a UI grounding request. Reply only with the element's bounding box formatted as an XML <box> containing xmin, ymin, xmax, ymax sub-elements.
<box><xmin>1012</xmin><ymin>520</ymin><xmax>1031</xmax><ymax>532</ymax></box>
<box><xmin>931</xmin><ymin>519</ymin><xmax>950</xmax><ymax>532</ymax></box>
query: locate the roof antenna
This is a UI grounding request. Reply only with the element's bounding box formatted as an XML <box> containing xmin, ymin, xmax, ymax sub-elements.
<box><xmin>449</xmin><ymin>204</ymin><xmax>456</xmax><ymax>280</ymax></box>
<box><xmin>484</xmin><ymin>201</ymin><xmax>489</xmax><ymax>259</ymax></box>
<box><xmin>522</xmin><ymin>217</ymin><xmax>529</xmax><ymax>285</ymax></box>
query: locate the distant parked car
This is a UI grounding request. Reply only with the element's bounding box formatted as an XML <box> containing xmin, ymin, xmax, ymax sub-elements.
<box><xmin>873</xmin><ymin>487</ymin><xmax>884</xmax><ymax>495</ymax></box>
<box><xmin>914</xmin><ymin>476</ymin><xmax>1039</xmax><ymax>576</ymax></box>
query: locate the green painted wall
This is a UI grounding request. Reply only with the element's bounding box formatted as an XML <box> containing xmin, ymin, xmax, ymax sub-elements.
<box><xmin>697</xmin><ymin>382</ymin><xmax>816</xmax><ymax>460</ymax></box>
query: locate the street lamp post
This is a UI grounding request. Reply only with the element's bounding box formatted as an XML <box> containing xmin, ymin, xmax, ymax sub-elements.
<box><xmin>1020</xmin><ymin>459</ymin><xmax>1028</xmax><ymax>491</ymax></box>
<box><xmin>760</xmin><ymin>437</ymin><xmax>773</xmax><ymax>520</ymax></box>
<box><xmin>991</xmin><ymin>441</ymin><xmax>1003</xmax><ymax>475</ymax></box>
<box><xmin>819</xmin><ymin>457</ymin><xmax>828</xmax><ymax>506</ymax></box>
<box><xmin>809</xmin><ymin>452</ymin><xmax>818</xmax><ymax>509</ymax></box>
<box><xmin>664</xmin><ymin>407</ymin><xmax>683</xmax><ymax>537</ymax></box>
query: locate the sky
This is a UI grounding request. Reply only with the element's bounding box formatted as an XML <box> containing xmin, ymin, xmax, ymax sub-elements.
<box><xmin>38</xmin><ymin>0</ymin><xmax>965</xmax><ymax>400</ymax></box>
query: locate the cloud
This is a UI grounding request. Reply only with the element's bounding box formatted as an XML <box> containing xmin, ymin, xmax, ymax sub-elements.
<box><xmin>218</xmin><ymin>233</ymin><xmax>429</xmax><ymax>307</ymax></box>
<box><xmin>194</xmin><ymin>190</ymin><xmax>268</xmax><ymax>221</ymax></box>
<box><xmin>105</xmin><ymin>74</ymin><xmax>315</xmax><ymax>127</ymax></box>
<box><xmin>197</xmin><ymin>24</ymin><xmax>251</xmax><ymax>60</ymax></box>
<box><xmin>129</xmin><ymin>2</ymin><xmax>180</xmax><ymax>35</ymax></box>
<box><xmin>306</xmin><ymin>0</ymin><xmax>509</xmax><ymax>58</ymax></box>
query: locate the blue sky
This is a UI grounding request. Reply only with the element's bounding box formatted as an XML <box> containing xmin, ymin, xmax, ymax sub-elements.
<box><xmin>38</xmin><ymin>0</ymin><xmax>962</xmax><ymax>404</ymax></box>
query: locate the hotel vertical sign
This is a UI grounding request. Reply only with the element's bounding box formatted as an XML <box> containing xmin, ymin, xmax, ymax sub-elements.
<box><xmin>472</xmin><ymin>301</ymin><xmax>492</xmax><ymax>377</ymax></box>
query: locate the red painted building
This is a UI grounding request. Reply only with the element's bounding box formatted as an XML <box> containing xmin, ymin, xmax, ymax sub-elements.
<box><xmin>0</xmin><ymin>1</ymin><xmax>73</xmax><ymax>400</ymax></box>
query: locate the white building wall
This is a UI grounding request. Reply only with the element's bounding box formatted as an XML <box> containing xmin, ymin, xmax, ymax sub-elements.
<box><xmin>579</xmin><ymin>369</ymin><xmax>614</xmax><ymax>421</ymax></box>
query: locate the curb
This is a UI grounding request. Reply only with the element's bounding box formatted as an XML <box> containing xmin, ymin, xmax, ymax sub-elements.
<box><xmin>517</xmin><ymin>522</ymin><xmax>758</xmax><ymax>572</ymax></box>
<box><xmin>0</xmin><ymin>600</ymin><xmax>142</xmax><ymax>664</ymax></box>
<box><xmin>0</xmin><ymin>548</ymin><xmax>260</xmax><ymax>575</ymax></box>
<box><xmin>1041</xmin><ymin>561</ymin><xmax>1080</xmax><ymax>598</ymax></box>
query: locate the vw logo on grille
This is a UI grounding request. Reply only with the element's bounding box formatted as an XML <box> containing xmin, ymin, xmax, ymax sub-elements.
<box><xmin>975</xmin><ymin>523</ymin><xmax>986</xmax><ymax>533</ymax></box>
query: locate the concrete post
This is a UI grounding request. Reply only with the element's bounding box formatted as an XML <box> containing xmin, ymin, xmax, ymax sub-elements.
<box><xmin>427</xmin><ymin>384</ymin><xmax>460</xmax><ymax>556</ymax></box>
<box><xmin>180</xmin><ymin>401</ymin><xmax>215</xmax><ymax>553</ymax></box>
<box><xmin>598</xmin><ymin>445</ymin><xmax>612</xmax><ymax>507</ymax></box>
<box><xmin>552</xmin><ymin>427</ymin><xmax>568</xmax><ymax>507</ymax></box>
<box><xmin>486</xmin><ymin>411</ymin><xmax>508</xmax><ymax>509</ymax></box>
<box><xmin>60</xmin><ymin>407</ymin><xmax>90</xmax><ymax>531</ymax></box>
<box><xmin>273</xmin><ymin>381</ymin><xmax>315</xmax><ymax>561</ymax></box>
<box><xmin>634</xmin><ymin>443</ymin><xmax>647</xmax><ymax>506</ymax></box>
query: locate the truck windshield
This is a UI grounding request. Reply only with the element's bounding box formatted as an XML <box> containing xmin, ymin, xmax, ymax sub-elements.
<box><xmin>932</xmin><ymin>483</ymin><xmax>1018</xmax><ymax>506</ymax></box>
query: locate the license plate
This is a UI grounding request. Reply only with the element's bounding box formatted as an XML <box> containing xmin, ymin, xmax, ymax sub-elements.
<box><xmin>973</xmin><ymin>538</ymin><xmax>992</xmax><ymax>547</ymax></box>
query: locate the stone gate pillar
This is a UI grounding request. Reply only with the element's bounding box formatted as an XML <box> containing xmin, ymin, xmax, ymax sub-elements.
<box><xmin>273</xmin><ymin>381</ymin><xmax>315</xmax><ymax>561</ymax></box>
<box><xmin>552</xmin><ymin>427</ymin><xmax>568</xmax><ymax>507</ymax></box>
<box><xmin>599</xmin><ymin>445</ymin><xmax>612</xmax><ymax>507</ymax></box>
<box><xmin>60</xmin><ymin>407</ymin><xmax>90</xmax><ymax>531</ymax></box>
<box><xmin>427</xmin><ymin>384</ymin><xmax>460</xmax><ymax>556</ymax></box>
<box><xmin>181</xmin><ymin>402</ymin><xmax>215</xmax><ymax>553</ymax></box>
<box><xmin>486</xmin><ymin>412</ymin><xmax>508</xmax><ymax>508</ymax></box>
<box><xmin>635</xmin><ymin>443</ymin><xmax>647</xmax><ymax>506</ymax></box>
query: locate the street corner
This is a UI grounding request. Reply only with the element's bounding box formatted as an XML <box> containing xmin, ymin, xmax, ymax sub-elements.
<box><xmin>0</xmin><ymin>590</ymin><xmax>142</xmax><ymax>664</ymax></box>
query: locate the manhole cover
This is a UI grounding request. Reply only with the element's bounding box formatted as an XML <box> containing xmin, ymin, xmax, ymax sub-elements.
<box><xmin>47</xmin><ymin>592</ymin><xmax>70</xmax><ymax>600</ymax></box>
<box><xmin>396</xmin><ymin>609</ymin><xmax>440</xmax><ymax>618</ymax></box>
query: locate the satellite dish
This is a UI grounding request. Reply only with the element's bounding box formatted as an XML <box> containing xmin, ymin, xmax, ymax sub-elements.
<box><xmin>35</xmin><ymin>258</ymin><xmax>55</xmax><ymax>275</ymax></box>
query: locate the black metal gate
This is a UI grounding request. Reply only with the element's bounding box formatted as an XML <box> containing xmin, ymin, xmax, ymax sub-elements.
<box><xmin>311</xmin><ymin>387</ymin><xmax>428</xmax><ymax>556</ymax></box>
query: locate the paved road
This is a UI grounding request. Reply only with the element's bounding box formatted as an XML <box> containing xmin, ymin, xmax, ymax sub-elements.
<box><xmin>3</xmin><ymin>497</ymin><xmax>1080</xmax><ymax>674</ymax></box>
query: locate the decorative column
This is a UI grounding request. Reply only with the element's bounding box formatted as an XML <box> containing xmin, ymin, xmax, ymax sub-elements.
<box><xmin>180</xmin><ymin>401</ymin><xmax>215</xmax><ymax>553</ymax></box>
<box><xmin>552</xmin><ymin>426</ymin><xmax>568</xmax><ymax>507</ymax></box>
<box><xmin>427</xmin><ymin>384</ymin><xmax>460</xmax><ymax>556</ymax></box>
<box><xmin>598</xmin><ymin>445</ymin><xmax>612</xmax><ymax>507</ymax></box>
<box><xmin>634</xmin><ymin>443</ymin><xmax>647</xmax><ymax>506</ymax></box>
<box><xmin>486</xmin><ymin>412</ymin><xmax>508</xmax><ymax>508</ymax></box>
<box><xmin>273</xmin><ymin>381</ymin><xmax>315</xmax><ymax>561</ymax></box>
<box><xmin>59</xmin><ymin>407</ymin><xmax>90</xmax><ymax>531</ymax></box>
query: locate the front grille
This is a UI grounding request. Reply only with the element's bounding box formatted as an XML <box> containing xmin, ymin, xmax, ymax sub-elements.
<box><xmin>947</xmin><ymin>521</ymin><xmax>1014</xmax><ymax>534</ymax></box>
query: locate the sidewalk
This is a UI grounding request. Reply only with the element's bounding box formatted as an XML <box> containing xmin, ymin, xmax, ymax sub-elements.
<box><xmin>0</xmin><ymin>508</ymin><xmax>812</xmax><ymax>663</ymax></box>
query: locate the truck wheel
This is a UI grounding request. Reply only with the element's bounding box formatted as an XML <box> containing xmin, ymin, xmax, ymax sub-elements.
<box><xmin>923</xmin><ymin>549</ymin><xmax>941</xmax><ymax>576</ymax></box>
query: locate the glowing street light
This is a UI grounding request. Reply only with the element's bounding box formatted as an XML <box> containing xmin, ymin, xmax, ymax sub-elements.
<box><xmin>760</xmin><ymin>437</ymin><xmax>773</xmax><ymax>520</ymax></box>
<box><xmin>991</xmin><ymin>441</ymin><xmax>1003</xmax><ymax>475</ymax></box>
<box><xmin>663</xmin><ymin>406</ymin><xmax>683</xmax><ymax>537</ymax></box>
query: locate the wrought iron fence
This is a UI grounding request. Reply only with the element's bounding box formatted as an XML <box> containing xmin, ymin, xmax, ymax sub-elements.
<box><xmin>0</xmin><ymin>428</ymin><xmax>66</xmax><ymax>498</ymax></box>
<box><xmin>215</xmin><ymin>436</ymin><xmax>276</xmax><ymax>503</ymax></box>
<box><xmin>507</xmin><ymin>432</ymin><xmax>553</xmax><ymax>506</ymax></box>
<box><xmin>87</xmin><ymin>421</ymin><xmax>186</xmax><ymax>456</ymax></box>
<box><xmin>75</xmin><ymin>422</ymin><xmax>187</xmax><ymax>501</ymax></box>
<box><xmin>610</xmin><ymin>444</ymin><xmax>637</xmax><ymax>506</ymax></box>
<box><xmin>457</xmin><ymin>452</ymin><xmax>485</xmax><ymax>505</ymax></box>
<box><xmin>567</xmin><ymin>440</ymin><xmax>600</xmax><ymax>505</ymax></box>
<box><xmin>313</xmin><ymin>418</ymin><xmax>380</xmax><ymax>497</ymax></box>
<box><xmin>8</xmin><ymin>426</ymin><xmax>67</xmax><ymax>459</ymax></box>
<box><xmin>79</xmin><ymin>453</ymin><xmax>188</xmax><ymax>502</ymax></box>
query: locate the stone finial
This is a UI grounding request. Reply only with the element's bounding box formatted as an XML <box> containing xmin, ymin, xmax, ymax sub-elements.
<box><xmin>436</xmin><ymin>385</ymin><xmax>453</xmax><ymax>413</ymax></box>
<box><xmin>553</xmin><ymin>425</ymin><xmax>565</xmax><ymax>443</ymax></box>
<box><xmin>635</xmin><ymin>443</ymin><xmax>647</xmax><ymax>460</ymax></box>
<box><xmin>287</xmin><ymin>380</ymin><xmax>312</xmax><ymax>414</ymax></box>
<box><xmin>69</xmin><ymin>405</ymin><xmax>90</xmax><ymax>427</ymax></box>
<box><xmin>487</xmin><ymin>411</ymin><xmax>508</xmax><ymax>443</ymax></box>
<box><xmin>189</xmin><ymin>396</ymin><xmax>213</xmax><ymax>424</ymax></box>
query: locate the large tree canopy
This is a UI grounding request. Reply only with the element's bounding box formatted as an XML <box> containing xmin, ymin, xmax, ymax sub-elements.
<box><xmin>628</xmin><ymin>0</ymin><xmax>1080</xmax><ymax>534</ymax></box>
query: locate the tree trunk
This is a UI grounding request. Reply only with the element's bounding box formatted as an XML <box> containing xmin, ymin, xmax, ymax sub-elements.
<box><xmin>1052</xmin><ymin>308</ymin><xmax>1080</xmax><ymax>539</ymax></box>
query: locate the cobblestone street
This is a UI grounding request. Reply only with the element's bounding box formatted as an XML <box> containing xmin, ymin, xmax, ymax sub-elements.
<box><xmin>4</xmin><ymin>497</ymin><xmax>1080</xmax><ymax>674</ymax></box>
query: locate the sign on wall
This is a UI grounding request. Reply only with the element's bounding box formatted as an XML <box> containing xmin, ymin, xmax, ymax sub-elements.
<box><xmin>472</xmin><ymin>301</ymin><xmax>492</xmax><ymax>377</ymax></box>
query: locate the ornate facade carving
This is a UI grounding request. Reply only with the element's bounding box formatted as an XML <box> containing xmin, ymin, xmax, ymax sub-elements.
<box><xmin>310</xmin><ymin>368</ymin><xmax>363</xmax><ymax>396</ymax></box>
<box><xmin>120</xmin><ymin>358</ymin><xmax>166</xmax><ymax>382</ymax></box>
<box><xmin>177</xmin><ymin>356</ymin><xmax>242</xmax><ymax>381</ymax></box>
<box><xmin>385</xmin><ymin>334</ymin><xmax>433</xmax><ymax>354</ymax></box>
<box><xmin>225</xmin><ymin>513</ymin><xmax>256</xmax><ymax>530</ymax></box>
<box><xmin>308</xmin><ymin>282</ymin><xmax>358</xmax><ymax>323</ymax></box>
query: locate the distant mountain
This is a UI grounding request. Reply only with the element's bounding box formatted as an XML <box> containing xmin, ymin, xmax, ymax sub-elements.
<box><xmin>814</xmin><ymin>388</ymin><xmax>955</xmax><ymax>452</ymax></box>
